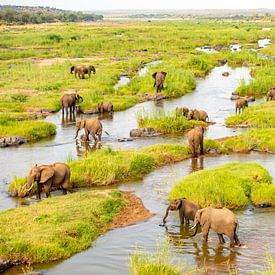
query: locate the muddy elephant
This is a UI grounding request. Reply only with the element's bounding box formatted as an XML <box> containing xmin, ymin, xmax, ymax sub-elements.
<box><xmin>162</xmin><ymin>198</ymin><xmax>201</xmax><ymax>225</ymax></box>
<box><xmin>61</xmin><ymin>91</ymin><xmax>83</xmax><ymax>115</ymax></box>
<box><xmin>26</xmin><ymin>162</ymin><xmax>72</xmax><ymax>200</ymax></box>
<box><xmin>235</xmin><ymin>98</ymin><xmax>248</xmax><ymax>114</ymax></box>
<box><xmin>75</xmin><ymin>118</ymin><xmax>109</xmax><ymax>144</ymax></box>
<box><xmin>98</xmin><ymin>102</ymin><xmax>113</xmax><ymax>113</ymax></box>
<box><xmin>187</xmin><ymin>126</ymin><xmax>204</xmax><ymax>157</ymax></box>
<box><xmin>176</xmin><ymin>106</ymin><xmax>189</xmax><ymax>117</ymax></box>
<box><xmin>152</xmin><ymin>71</ymin><xmax>167</xmax><ymax>93</ymax></box>
<box><xmin>187</xmin><ymin>109</ymin><xmax>208</xmax><ymax>122</ymax></box>
<box><xmin>70</xmin><ymin>65</ymin><xmax>96</xmax><ymax>79</ymax></box>
<box><xmin>190</xmin><ymin>206</ymin><xmax>241</xmax><ymax>247</ymax></box>
<box><xmin>266</xmin><ymin>87</ymin><xmax>275</xmax><ymax>101</ymax></box>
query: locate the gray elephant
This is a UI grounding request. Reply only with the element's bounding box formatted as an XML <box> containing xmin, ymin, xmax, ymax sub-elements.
<box><xmin>75</xmin><ymin>118</ymin><xmax>109</xmax><ymax>144</ymax></box>
<box><xmin>26</xmin><ymin>162</ymin><xmax>72</xmax><ymax>200</ymax></box>
<box><xmin>187</xmin><ymin>126</ymin><xmax>204</xmax><ymax>157</ymax></box>
<box><xmin>98</xmin><ymin>102</ymin><xmax>113</xmax><ymax>113</ymax></box>
<box><xmin>162</xmin><ymin>198</ymin><xmax>201</xmax><ymax>225</ymax></box>
<box><xmin>176</xmin><ymin>106</ymin><xmax>189</xmax><ymax>117</ymax></box>
<box><xmin>61</xmin><ymin>91</ymin><xmax>83</xmax><ymax>115</ymax></box>
<box><xmin>266</xmin><ymin>87</ymin><xmax>275</xmax><ymax>101</ymax></box>
<box><xmin>235</xmin><ymin>98</ymin><xmax>248</xmax><ymax>114</ymax></box>
<box><xmin>187</xmin><ymin>109</ymin><xmax>208</xmax><ymax>122</ymax></box>
<box><xmin>152</xmin><ymin>71</ymin><xmax>167</xmax><ymax>93</ymax></box>
<box><xmin>70</xmin><ymin>65</ymin><xmax>96</xmax><ymax>79</ymax></box>
<box><xmin>190</xmin><ymin>206</ymin><xmax>241</xmax><ymax>247</ymax></box>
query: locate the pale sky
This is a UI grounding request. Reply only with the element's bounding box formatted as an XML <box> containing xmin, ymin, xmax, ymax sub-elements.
<box><xmin>1</xmin><ymin>0</ymin><xmax>275</xmax><ymax>11</ymax></box>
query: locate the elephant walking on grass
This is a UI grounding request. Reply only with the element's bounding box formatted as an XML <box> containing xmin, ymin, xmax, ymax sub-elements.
<box><xmin>187</xmin><ymin>126</ymin><xmax>204</xmax><ymax>157</ymax></box>
<box><xmin>190</xmin><ymin>206</ymin><xmax>241</xmax><ymax>247</ymax></box>
<box><xmin>235</xmin><ymin>98</ymin><xmax>248</xmax><ymax>114</ymax></box>
<box><xmin>162</xmin><ymin>198</ymin><xmax>201</xmax><ymax>225</ymax></box>
<box><xmin>26</xmin><ymin>162</ymin><xmax>72</xmax><ymax>200</ymax></box>
<box><xmin>70</xmin><ymin>65</ymin><xmax>96</xmax><ymax>79</ymax></box>
<box><xmin>98</xmin><ymin>102</ymin><xmax>113</xmax><ymax>113</ymax></box>
<box><xmin>61</xmin><ymin>91</ymin><xmax>83</xmax><ymax>116</ymax></box>
<box><xmin>266</xmin><ymin>87</ymin><xmax>275</xmax><ymax>101</ymax></box>
<box><xmin>75</xmin><ymin>118</ymin><xmax>109</xmax><ymax>145</ymax></box>
<box><xmin>152</xmin><ymin>71</ymin><xmax>167</xmax><ymax>93</ymax></box>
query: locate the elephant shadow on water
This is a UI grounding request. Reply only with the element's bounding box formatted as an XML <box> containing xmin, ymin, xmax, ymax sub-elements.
<box><xmin>189</xmin><ymin>157</ymin><xmax>204</xmax><ymax>173</ymax></box>
<box><xmin>97</xmin><ymin>112</ymin><xmax>113</xmax><ymax>121</ymax></box>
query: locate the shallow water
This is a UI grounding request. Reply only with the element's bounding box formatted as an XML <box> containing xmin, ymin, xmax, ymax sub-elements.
<box><xmin>230</xmin><ymin>44</ymin><xmax>242</xmax><ymax>52</ymax></box>
<box><xmin>258</xmin><ymin>38</ymin><xmax>271</xmax><ymax>48</ymax></box>
<box><xmin>195</xmin><ymin>46</ymin><xmax>218</xmax><ymax>54</ymax></box>
<box><xmin>1</xmin><ymin>64</ymin><xmax>274</xmax><ymax>274</ymax></box>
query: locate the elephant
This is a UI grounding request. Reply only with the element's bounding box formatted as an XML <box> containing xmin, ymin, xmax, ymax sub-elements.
<box><xmin>176</xmin><ymin>106</ymin><xmax>189</xmax><ymax>117</ymax></box>
<box><xmin>75</xmin><ymin>118</ymin><xmax>109</xmax><ymax>144</ymax></box>
<box><xmin>187</xmin><ymin>126</ymin><xmax>204</xmax><ymax>157</ymax></box>
<box><xmin>266</xmin><ymin>87</ymin><xmax>275</xmax><ymax>101</ymax></box>
<box><xmin>98</xmin><ymin>102</ymin><xmax>114</xmax><ymax>113</ymax></box>
<box><xmin>152</xmin><ymin>71</ymin><xmax>167</xmax><ymax>93</ymax></box>
<box><xmin>187</xmin><ymin>109</ymin><xmax>208</xmax><ymax>122</ymax></box>
<box><xmin>70</xmin><ymin>65</ymin><xmax>96</xmax><ymax>79</ymax></box>
<box><xmin>235</xmin><ymin>98</ymin><xmax>248</xmax><ymax>114</ymax></box>
<box><xmin>190</xmin><ymin>206</ymin><xmax>241</xmax><ymax>247</ymax></box>
<box><xmin>162</xmin><ymin>198</ymin><xmax>201</xmax><ymax>225</ymax></box>
<box><xmin>61</xmin><ymin>91</ymin><xmax>83</xmax><ymax>116</ymax></box>
<box><xmin>26</xmin><ymin>162</ymin><xmax>72</xmax><ymax>200</ymax></box>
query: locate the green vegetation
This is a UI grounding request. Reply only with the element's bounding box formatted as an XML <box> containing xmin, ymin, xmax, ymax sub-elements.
<box><xmin>226</xmin><ymin>101</ymin><xmax>275</xmax><ymax>128</ymax></box>
<box><xmin>170</xmin><ymin>162</ymin><xmax>273</xmax><ymax>209</ymax></box>
<box><xmin>0</xmin><ymin>190</ymin><xmax>125</xmax><ymax>263</ymax></box>
<box><xmin>9</xmin><ymin>144</ymin><xmax>190</xmax><ymax>195</ymax></box>
<box><xmin>251</xmin><ymin>184</ymin><xmax>275</xmax><ymax>206</ymax></box>
<box><xmin>137</xmin><ymin>110</ymin><xmax>206</xmax><ymax>134</ymax></box>
<box><xmin>224</xmin><ymin>128</ymin><xmax>275</xmax><ymax>153</ymax></box>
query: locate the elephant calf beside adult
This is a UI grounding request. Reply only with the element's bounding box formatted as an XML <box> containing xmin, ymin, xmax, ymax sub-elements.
<box><xmin>70</xmin><ymin>65</ymin><xmax>96</xmax><ymax>79</ymax></box>
<box><xmin>190</xmin><ymin>206</ymin><xmax>241</xmax><ymax>247</ymax></box>
<box><xmin>98</xmin><ymin>102</ymin><xmax>113</xmax><ymax>113</ymax></box>
<box><xmin>152</xmin><ymin>71</ymin><xmax>167</xmax><ymax>93</ymax></box>
<box><xmin>61</xmin><ymin>91</ymin><xmax>83</xmax><ymax>116</ymax></box>
<box><xmin>187</xmin><ymin>126</ymin><xmax>204</xmax><ymax>158</ymax></box>
<box><xmin>26</xmin><ymin>162</ymin><xmax>72</xmax><ymax>200</ymax></box>
<box><xmin>162</xmin><ymin>198</ymin><xmax>201</xmax><ymax>225</ymax></box>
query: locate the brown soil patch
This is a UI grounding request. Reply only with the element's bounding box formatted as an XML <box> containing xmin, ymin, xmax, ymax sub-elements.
<box><xmin>215</xmin><ymin>136</ymin><xmax>232</xmax><ymax>142</ymax></box>
<box><xmin>108</xmin><ymin>191</ymin><xmax>154</xmax><ymax>230</ymax></box>
<box><xmin>29</xmin><ymin>57</ymin><xmax>105</xmax><ymax>66</ymax></box>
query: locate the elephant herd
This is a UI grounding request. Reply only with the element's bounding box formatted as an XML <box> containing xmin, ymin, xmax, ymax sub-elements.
<box><xmin>162</xmin><ymin>198</ymin><xmax>241</xmax><ymax>247</ymax></box>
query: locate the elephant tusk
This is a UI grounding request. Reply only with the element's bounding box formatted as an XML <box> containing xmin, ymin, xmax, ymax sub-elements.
<box><xmin>190</xmin><ymin>224</ymin><xmax>197</xmax><ymax>230</ymax></box>
<box><xmin>26</xmin><ymin>182</ymin><xmax>34</xmax><ymax>193</ymax></box>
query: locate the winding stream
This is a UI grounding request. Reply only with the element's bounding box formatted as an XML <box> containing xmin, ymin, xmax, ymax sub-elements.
<box><xmin>1</xmin><ymin>63</ymin><xmax>274</xmax><ymax>274</ymax></box>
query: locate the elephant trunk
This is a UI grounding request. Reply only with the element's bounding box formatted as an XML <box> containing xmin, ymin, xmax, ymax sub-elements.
<box><xmin>190</xmin><ymin>223</ymin><xmax>199</xmax><ymax>237</ymax></box>
<box><xmin>162</xmin><ymin>206</ymin><xmax>170</xmax><ymax>224</ymax></box>
<box><xmin>75</xmin><ymin>129</ymin><xmax>79</xmax><ymax>139</ymax></box>
<box><xmin>78</xmin><ymin>96</ymin><xmax>83</xmax><ymax>102</ymax></box>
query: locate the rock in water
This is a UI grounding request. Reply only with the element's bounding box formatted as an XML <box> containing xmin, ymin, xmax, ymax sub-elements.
<box><xmin>130</xmin><ymin>128</ymin><xmax>163</xmax><ymax>137</ymax></box>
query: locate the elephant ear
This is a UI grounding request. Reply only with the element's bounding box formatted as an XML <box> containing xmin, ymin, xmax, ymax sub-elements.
<box><xmin>161</xmin><ymin>71</ymin><xmax>167</xmax><ymax>77</ymax></box>
<box><xmin>175</xmin><ymin>199</ymin><xmax>183</xmax><ymax>209</ymax></box>
<box><xmin>152</xmin><ymin>72</ymin><xmax>157</xmax><ymax>79</ymax></box>
<box><xmin>39</xmin><ymin>166</ymin><xmax>54</xmax><ymax>183</ymax></box>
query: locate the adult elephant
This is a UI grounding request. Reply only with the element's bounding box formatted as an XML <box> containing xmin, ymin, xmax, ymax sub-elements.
<box><xmin>75</xmin><ymin>118</ymin><xmax>109</xmax><ymax>144</ymax></box>
<box><xmin>70</xmin><ymin>65</ymin><xmax>96</xmax><ymax>79</ymax></box>
<box><xmin>176</xmin><ymin>106</ymin><xmax>189</xmax><ymax>117</ymax></box>
<box><xmin>266</xmin><ymin>87</ymin><xmax>275</xmax><ymax>101</ymax></box>
<box><xmin>98</xmin><ymin>102</ymin><xmax>113</xmax><ymax>113</ymax></box>
<box><xmin>61</xmin><ymin>91</ymin><xmax>83</xmax><ymax>115</ymax></box>
<box><xmin>235</xmin><ymin>98</ymin><xmax>248</xmax><ymax>114</ymax></box>
<box><xmin>162</xmin><ymin>198</ymin><xmax>201</xmax><ymax>225</ymax></box>
<box><xmin>152</xmin><ymin>71</ymin><xmax>167</xmax><ymax>93</ymax></box>
<box><xmin>187</xmin><ymin>109</ymin><xmax>208</xmax><ymax>122</ymax></box>
<box><xmin>190</xmin><ymin>206</ymin><xmax>241</xmax><ymax>247</ymax></box>
<box><xmin>26</xmin><ymin>163</ymin><xmax>72</xmax><ymax>200</ymax></box>
<box><xmin>187</xmin><ymin>126</ymin><xmax>204</xmax><ymax>157</ymax></box>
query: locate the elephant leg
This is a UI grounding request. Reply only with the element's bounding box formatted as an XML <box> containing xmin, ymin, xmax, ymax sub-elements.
<box><xmin>179</xmin><ymin>211</ymin><xmax>185</xmax><ymax>225</ymax></box>
<box><xmin>62</xmin><ymin>187</ymin><xmax>67</xmax><ymax>195</ymax></box>
<box><xmin>228</xmin><ymin>233</ymin><xmax>235</xmax><ymax>247</ymax></box>
<box><xmin>84</xmin><ymin>129</ymin><xmax>90</xmax><ymax>141</ymax></box>
<box><xmin>185</xmin><ymin>218</ymin><xmax>190</xmax><ymax>225</ymax></box>
<box><xmin>200</xmin><ymin>139</ymin><xmax>204</xmax><ymax>155</ymax></box>
<box><xmin>44</xmin><ymin>180</ymin><xmax>52</xmax><ymax>198</ymax></box>
<box><xmin>217</xmin><ymin>233</ymin><xmax>225</xmax><ymax>244</ymax></box>
<box><xmin>75</xmin><ymin>72</ymin><xmax>77</xmax><ymax>78</ymax></box>
<box><xmin>91</xmin><ymin>133</ymin><xmax>97</xmax><ymax>143</ymax></box>
<box><xmin>202</xmin><ymin>225</ymin><xmax>210</xmax><ymax>242</ymax></box>
<box><xmin>37</xmin><ymin>184</ymin><xmax>43</xmax><ymax>200</ymax></box>
<box><xmin>234</xmin><ymin>231</ymin><xmax>241</xmax><ymax>246</ymax></box>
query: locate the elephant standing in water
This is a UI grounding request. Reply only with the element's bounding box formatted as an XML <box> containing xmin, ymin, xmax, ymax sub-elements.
<box><xmin>187</xmin><ymin>109</ymin><xmax>208</xmax><ymax>122</ymax></box>
<box><xmin>235</xmin><ymin>98</ymin><xmax>248</xmax><ymax>114</ymax></box>
<box><xmin>162</xmin><ymin>198</ymin><xmax>201</xmax><ymax>225</ymax></box>
<box><xmin>266</xmin><ymin>87</ymin><xmax>275</xmax><ymax>101</ymax></box>
<box><xmin>187</xmin><ymin>126</ymin><xmax>204</xmax><ymax>157</ymax></box>
<box><xmin>70</xmin><ymin>65</ymin><xmax>96</xmax><ymax>79</ymax></box>
<box><xmin>152</xmin><ymin>71</ymin><xmax>167</xmax><ymax>93</ymax></box>
<box><xmin>98</xmin><ymin>102</ymin><xmax>113</xmax><ymax>113</ymax></box>
<box><xmin>190</xmin><ymin>206</ymin><xmax>241</xmax><ymax>247</ymax></box>
<box><xmin>26</xmin><ymin>163</ymin><xmax>72</xmax><ymax>200</ymax></box>
<box><xmin>176</xmin><ymin>106</ymin><xmax>189</xmax><ymax>117</ymax></box>
<box><xmin>75</xmin><ymin>118</ymin><xmax>109</xmax><ymax>144</ymax></box>
<box><xmin>61</xmin><ymin>91</ymin><xmax>83</xmax><ymax>116</ymax></box>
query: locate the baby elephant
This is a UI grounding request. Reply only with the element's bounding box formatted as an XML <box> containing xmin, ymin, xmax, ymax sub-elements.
<box><xmin>187</xmin><ymin>109</ymin><xmax>208</xmax><ymax>122</ymax></box>
<box><xmin>98</xmin><ymin>102</ymin><xmax>113</xmax><ymax>113</ymax></box>
<box><xmin>187</xmin><ymin>126</ymin><xmax>204</xmax><ymax>157</ymax></box>
<box><xmin>152</xmin><ymin>71</ymin><xmax>167</xmax><ymax>93</ymax></box>
<box><xmin>176</xmin><ymin>106</ymin><xmax>189</xmax><ymax>117</ymax></box>
<box><xmin>162</xmin><ymin>198</ymin><xmax>201</xmax><ymax>225</ymax></box>
<box><xmin>235</xmin><ymin>98</ymin><xmax>248</xmax><ymax>114</ymax></box>
<box><xmin>266</xmin><ymin>87</ymin><xmax>275</xmax><ymax>101</ymax></box>
<box><xmin>190</xmin><ymin>206</ymin><xmax>241</xmax><ymax>247</ymax></box>
<box><xmin>70</xmin><ymin>65</ymin><xmax>96</xmax><ymax>79</ymax></box>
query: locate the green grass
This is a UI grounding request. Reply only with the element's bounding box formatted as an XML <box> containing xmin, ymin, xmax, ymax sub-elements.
<box><xmin>0</xmin><ymin>114</ymin><xmax>56</xmax><ymax>140</ymax></box>
<box><xmin>169</xmin><ymin>162</ymin><xmax>273</xmax><ymax>209</ymax></box>
<box><xmin>138</xmin><ymin>110</ymin><xmax>206</xmax><ymax>134</ymax></box>
<box><xmin>251</xmin><ymin>184</ymin><xmax>275</xmax><ymax>206</ymax></box>
<box><xmin>226</xmin><ymin>101</ymin><xmax>275</xmax><ymax>128</ymax></box>
<box><xmin>9</xmin><ymin>144</ymin><xmax>190</xmax><ymax>195</ymax></box>
<box><xmin>224</xmin><ymin>128</ymin><xmax>275</xmax><ymax>153</ymax></box>
<box><xmin>0</xmin><ymin>190</ymin><xmax>125</xmax><ymax>263</ymax></box>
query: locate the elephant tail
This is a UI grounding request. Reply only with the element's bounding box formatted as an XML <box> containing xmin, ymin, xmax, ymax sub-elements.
<box><xmin>104</xmin><ymin>130</ymin><xmax>110</xmax><ymax>136</ymax></box>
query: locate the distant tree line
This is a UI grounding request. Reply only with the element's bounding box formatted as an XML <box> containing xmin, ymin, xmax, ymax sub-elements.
<box><xmin>0</xmin><ymin>5</ymin><xmax>103</xmax><ymax>24</ymax></box>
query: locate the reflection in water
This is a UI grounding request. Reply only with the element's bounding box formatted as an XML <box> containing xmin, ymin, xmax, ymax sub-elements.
<box><xmin>97</xmin><ymin>112</ymin><xmax>113</xmax><ymax>121</ymax></box>
<box><xmin>75</xmin><ymin>139</ymin><xmax>97</xmax><ymax>157</ymax></box>
<box><xmin>190</xmin><ymin>157</ymin><xmax>204</xmax><ymax>173</ymax></box>
<box><xmin>61</xmin><ymin>112</ymin><xmax>76</xmax><ymax>126</ymax></box>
